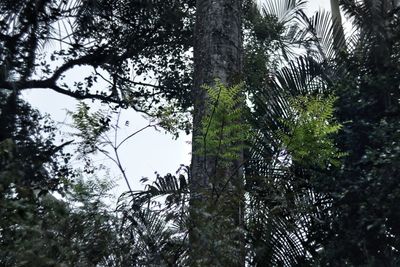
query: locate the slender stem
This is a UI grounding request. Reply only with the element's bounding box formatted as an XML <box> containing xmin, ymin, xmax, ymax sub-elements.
<box><xmin>116</xmin><ymin>124</ymin><xmax>155</xmax><ymax>149</ymax></box>
<box><xmin>101</xmin><ymin>110</ymin><xmax>158</xmax><ymax>193</ymax></box>
<box><xmin>113</xmin><ymin>145</ymin><xmax>133</xmax><ymax>193</ymax></box>
<box><xmin>114</xmin><ymin>108</ymin><xmax>122</xmax><ymax>148</ymax></box>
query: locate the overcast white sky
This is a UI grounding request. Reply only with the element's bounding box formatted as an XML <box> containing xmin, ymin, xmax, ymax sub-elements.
<box><xmin>309</xmin><ymin>0</ymin><xmax>330</xmax><ymax>14</ymax></box>
<box><xmin>23</xmin><ymin>1</ymin><xmax>332</xmax><ymax>199</ymax></box>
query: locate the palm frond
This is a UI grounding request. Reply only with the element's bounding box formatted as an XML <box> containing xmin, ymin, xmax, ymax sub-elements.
<box><xmin>245</xmin><ymin>44</ymin><xmax>333</xmax><ymax>265</ymax></box>
<box><xmin>296</xmin><ymin>9</ymin><xmax>344</xmax><ymax>62</ymax></box>
<box><xmin>259</xmin><ymin>0</ymin><xmax>310</xmax><ymax>61</ymax></box>
<box><xmin>118</xmin><ymin>167</ymin><xmax>189</xmax><ymax>212</ymax></box>
<box><xmin>116</xmin><ymin>167</ymin><xmax>190</xmax><ymax>266</ymax></box>
<box><xmin>262</xmin><ymin>0</ymin><xmax>307</xmax><ymax>25</ymax></box>
<box><xmin>117</xmin><ymin>208</ymin><xmax>187</xmax><ymax>266</ymax></box>
<box><xmin>246</xmin><ymin>170</ymin><xmax>326</xmax><ymax>266</ymax></box>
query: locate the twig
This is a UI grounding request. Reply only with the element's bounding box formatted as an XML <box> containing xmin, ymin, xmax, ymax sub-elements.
<box><xmin>116</xmin><ymin>124</ymin><xmax>157</xmax><ymax>150</ymax></box>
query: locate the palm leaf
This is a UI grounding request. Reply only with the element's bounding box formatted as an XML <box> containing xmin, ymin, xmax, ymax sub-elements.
<box><xmin>116</xmin><ymin>168</ymin><xmax>190</xmax><ymax>266</ymax></box>
<box><xmin>245</xmin><ymin>23</ymin><xmax>334</xmax><ymax>264</ymax></box>
<box><xmin>259</xmin><ymin>0</ymin><xmax>310</xmax><ymax>61</ymax></box>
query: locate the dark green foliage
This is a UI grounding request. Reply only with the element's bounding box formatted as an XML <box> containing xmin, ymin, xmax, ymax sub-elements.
<box><xmin>117</xmin><ymin>168</ymin><xmax>190</xmax><ymax>266</ymax></box>
<box><xmin>2</xmin><ymin>0</ymin><xmax>400</xmax><ymax>266</ymax></box>
<box><xmin>245</xmin><ymin>1</ymin><xmax>400</xmax><ymax>266</ymax></box>
<box><xmin>242</xmin><ymin>2</ymin><xmax>331</xmax><ymax>265</ymax></box>
<box><xmin>1</xmin><ymin>177</ymin><xmax>117</xmax><ymax>267</ymax></box>
<box><xmin>0</xmin><ymin>94</ymin><xmax>72</xmax><ymax>265</ymax></box>
<box><xmin>315</xmin><ymin>2</ymin><xmax>400</xmax><ymax>263</ymax></box>
<box><xmin>0</xmin><ymin>0</ymin><xmax>195</xmax><ymax>112</ymax></box>
<box><xmin>0</xmin><ymin>92</ymin><xmax>72</xmax><ymax>199</ymax></box>
<box><xmin>0</xmin><ymin>94</ymin><xmax>125</xmax><ymax>266</ymax></box>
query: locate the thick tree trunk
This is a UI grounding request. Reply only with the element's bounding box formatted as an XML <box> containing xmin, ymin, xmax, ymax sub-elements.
<box><xmin>189</xmin><ymin>0</ymin><xmax>244</xmax><ymax>266</ymax></box>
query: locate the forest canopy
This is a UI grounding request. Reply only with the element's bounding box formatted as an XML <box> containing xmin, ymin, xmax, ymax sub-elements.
<box><xmin>1</xmin><ymin>0</ymin><xmax>400</xmax><ymax>266</ymax></box>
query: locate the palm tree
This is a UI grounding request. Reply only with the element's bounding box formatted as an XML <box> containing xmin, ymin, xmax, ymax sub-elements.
<box><xmin>243</xmin><ymin>1</ymin><xmax>337</xmax><ymax>264</ymax></box>
<box><xmin>246</xmin><ymin>0</ymin><xmax>400</xmax><ymax>265</ymax></box>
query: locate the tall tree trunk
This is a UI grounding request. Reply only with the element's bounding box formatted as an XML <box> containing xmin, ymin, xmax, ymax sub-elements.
<box><xmin>330</xmin><ymin>0</ymin><xmax>346</xmax><ymax>54</ymax></box>
<box><xmin>190</xmin><ymin>0</ymin><xmax>244</xmax><ymax>266</ymax></box>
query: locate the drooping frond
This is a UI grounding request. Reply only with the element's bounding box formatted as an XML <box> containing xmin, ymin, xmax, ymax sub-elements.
<box><xmin>296</xmin><ymin>9</ymin><xmax>349</xmax><ymax>62</ymax></box>
<box><xmin>116</xmin><ymin>167</ymin><xmax>190</xmax><ymax>266</ymax></box>
<box><xmin>118</xmin><ymin>166</ymin><xmax>189</xmax><ymax>211</ymax></box>
<box><xmin>245</xmin><ymin>36</ymin><xmax>335</xmax><ymax>265</ymax></box>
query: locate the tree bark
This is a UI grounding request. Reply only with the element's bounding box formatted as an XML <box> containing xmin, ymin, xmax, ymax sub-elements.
<box><xmin>190</xmin><ymin>0</ymin><xmax>244</xmax><ymax>266</ymax></box>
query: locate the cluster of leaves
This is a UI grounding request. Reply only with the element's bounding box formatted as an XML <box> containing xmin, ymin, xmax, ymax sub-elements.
<box><xmin>195</xmin><ymin>80</ymin><xmax>250</xmax><ymax>167</ymax></box>
<box><xmin>0</xmin><ymin>91</ymin><xmax>73</xmax><ymax>199</ymax></box>
<box><xmin>150</xmin><ymin>104</ymin><xmax>192</xmax><ymax>138</ymax></box>
<box><xmin>278</xmin><ymin>95</ymin><xmax>345</xmax><ymax>168</ymax></box>
<box><xmin>317</xmin><ymin>1</ymin><xmax>400</xmax><ymax>263</ymax></box>
<box><xmin>70</xmin><ymin>102</ymin><xmax>112</xmax><ymax>154</ymax></box>
<box><xmin>0</xmin><ymin>92</ymin><xmax>186</xmax><ymax>266</ymax></box>
<box><xmin>191</xmin><ymin>80</ymin><xmax>251</xmax><ymax>266</ymax></box>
